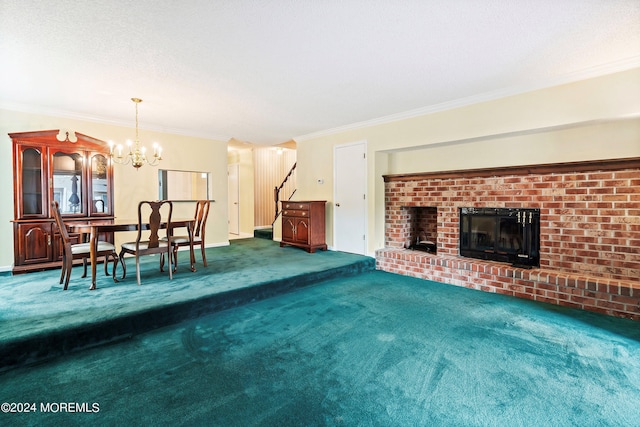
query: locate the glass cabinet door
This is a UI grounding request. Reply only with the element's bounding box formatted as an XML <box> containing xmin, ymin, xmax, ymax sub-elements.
<box><xmin>21</xmin><ymin>147</ymin><xmax>45</xmax><ymax>216</ymax></box>
<box><xmin>90</xmin><ymin>153</ymin><xmax>110</xmax><ymax>215</ymax></box>
<box><xmin>52</xmin><ymin>151</ymin><xmax>84</xmax><ymax>215</ymax></box>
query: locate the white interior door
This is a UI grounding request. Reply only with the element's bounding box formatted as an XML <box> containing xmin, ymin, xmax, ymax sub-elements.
<box><xmin>334</xmin><ymin>141</ymin><xmax>367</xmax><ymax>255</ymax></box>
<box><xmin>228</xmin><ymin>163</ymin><xmax>239</xmax><ymax>235</ymax></box>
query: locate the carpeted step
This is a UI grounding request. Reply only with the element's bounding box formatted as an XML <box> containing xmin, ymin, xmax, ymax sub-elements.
<box><xmin>0</xmin><ymin>251</ymin><xmax>375</xmax><ymax>373</ymax></box>
<box><xmin>254</xmin><ymin>227</ymin><xmax>274</xmax><ymax>240</ymax></box>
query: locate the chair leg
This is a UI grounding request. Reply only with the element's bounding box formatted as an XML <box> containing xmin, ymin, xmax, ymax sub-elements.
<box><xmin>63</xmin><ymin>255</ymin><xmax>73</xmax><ymax>290</ymax></box>
<box><xmin>59</xmin><ymin>255</ymin><xmax>66</xmax><ymax>285</ymax></box>
<box><xmin>200</xmin><ymin>242</ymin><xmax>207</xmax><ymax>267</ymax></box>
<box><xmin>103</xmin><ymin>255</ymin><xmax>109</xmax><ymax>276</ymax></box>
<box><xmin>160</xmin><ymin>252</ymin><xmax>166</xmax><ymax>272</ymax></box>
<box><xmin>168</xmin><ymin>248</ymin><xmax>172</xmax><ymax>280</ymax></box>
<box><xmin>111</xmin><ymin>253</ymin><xmax>119</xmax><ymax>282</ymax></box>
<box><xmin>172</xmin><ymin>245</ymin><xmax>179</xmax><ymax>273</ymax></box>
<box><xmin>135</xmin><ymin>255</ymin><xmax>141</xmax><ymax>286</ymax></box>
<box><xmin>120</xmin><ymin>254</ymin><xmax>126</xmax><ymax>278</ymax></box>
<box><xmin>81</xmin><ymin>258</ymin><xmax>88</xmax><ymax>278</ymax></box>
<box><xmin>119</xmin><ymin>249</ymin><xmax>127</xmax><ymax>279</ymax></box>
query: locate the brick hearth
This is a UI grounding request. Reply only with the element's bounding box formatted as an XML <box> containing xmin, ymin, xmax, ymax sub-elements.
<box><xmin>377</xmin><ymin>158</ymin><xmax>640</xmax><ymax>320</ymax></box>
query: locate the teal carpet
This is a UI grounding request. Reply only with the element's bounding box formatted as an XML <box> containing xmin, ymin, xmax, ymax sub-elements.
<box><xmin>0</xmin><ymin>239</ymin><xmax>639</xmax><ymax>426</ymax></box>
<box><xmin>0</xmin><ymin>238</ymin><xmax>374</xmax><ymax>371</ymax></box>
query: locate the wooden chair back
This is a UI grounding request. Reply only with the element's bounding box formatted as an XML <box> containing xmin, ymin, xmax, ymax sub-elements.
<box><xmin>193</xmin><ymin>200</ymin><xmax>210</xmax><ymax>239</ymax></box>
<box><xmin>51</xmin><ymin>200</ymin><xmax>118</xmax><ymax>289</ymax></box>
<box><xmin>136</xmin><ymin>200</ymin><xmax>173</xmax><ymax>250</ymax></box>
<box><xmin>51</xmin><ymin>201</ymin><xmax>71</xmax><ymax>245</ymax></box>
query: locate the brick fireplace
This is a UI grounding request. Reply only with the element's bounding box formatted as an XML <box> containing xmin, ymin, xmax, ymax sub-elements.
<box><xmin>376</xmin><ymin>158</ymin><xmax>640</xmax><ymax>320</ymax></box>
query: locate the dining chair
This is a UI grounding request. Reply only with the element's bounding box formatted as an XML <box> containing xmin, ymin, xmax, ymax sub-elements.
<box><xmin>162</xmin><ymin>200</ymin><xmax>210</xmax><ymax>272</ymax></box>
<box><xmin>51</xmin><ymin>201</ymin><xmax>119</xmax><ymax>290</ymax></box>
<box><xmin>119</xmin><ymin>200</ymin><xmax>173</xmax><ymax>285</ymax></box>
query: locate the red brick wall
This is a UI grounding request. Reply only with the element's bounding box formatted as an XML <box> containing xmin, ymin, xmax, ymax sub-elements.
<box><xmin>378</xmin><ymin>160</ymin><xmax>640</xmax><ymax>320</ymax></box>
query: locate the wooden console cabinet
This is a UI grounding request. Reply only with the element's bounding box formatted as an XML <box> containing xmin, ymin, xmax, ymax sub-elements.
<box><xmin>280</xmin><ymin>201</ymin><xmax>327</xmax><ymax>253</ymax></box>
<box><xmin>11</xmin><ymin>130</ymin><xmax>114</xmax><ymax>273</ymax></box>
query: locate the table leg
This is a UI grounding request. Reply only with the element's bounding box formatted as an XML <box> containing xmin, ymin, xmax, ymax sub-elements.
<box><xmin>89</xmin><ymin>228</ymin><xmax>98</xmax><ymax>290</ymax></box>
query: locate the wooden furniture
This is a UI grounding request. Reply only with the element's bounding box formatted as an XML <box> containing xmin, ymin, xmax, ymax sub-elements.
<box><xmin>51</xmin><ymin>201</ymin><xmax>118</xmax><ymax>290</ymax></box>
<box><xmin>163</xmin><ymin>200</ymin><xmax>210</xmax><ymax>272</ymax></box>
<box><xmin>10</xmin><ymin>130</ymin><xmax>114</xmax><ymax>273</ymax></box>
<box><xmin>280</xmin><ymin>200</ymin><xmax>327</xmax><ymax>253</ymax></box>
<box><xmin>119</xmin><ymin>201</ymin><xmax>174</xmax><ymax>286</ymax></box>
<box><xmin>68</xmin><ymin>218</ymin><xmax>195</xmax><ymax>289</ymax></box>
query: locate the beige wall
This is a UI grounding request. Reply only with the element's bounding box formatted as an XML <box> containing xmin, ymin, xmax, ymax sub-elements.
<box><xmin>294</xmin><ymin>68</ymin><xmax>640</xmax><ymax>255</ymax></box>
<box><xmin>1</xmin><ymin>109</ymin><xmax>229</xmax><ymax>271</ymax></box>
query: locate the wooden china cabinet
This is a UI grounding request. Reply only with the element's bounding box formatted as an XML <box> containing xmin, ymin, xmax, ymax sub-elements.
<box><xmin>11</xmin><ymin>130</ymin><xmax>114</xmax><ymax>273</ymax></box>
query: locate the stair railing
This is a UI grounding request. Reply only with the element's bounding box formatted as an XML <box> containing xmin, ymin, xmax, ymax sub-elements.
<box><xmin>273</xmin><ymin>162</ymin><xmax>297</xmax><ymax>225</ymax></box>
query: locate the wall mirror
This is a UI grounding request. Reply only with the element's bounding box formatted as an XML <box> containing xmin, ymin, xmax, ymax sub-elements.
<box><xmin>159</xmin><ymin>169</ymin><xmax>210</xmax><ymax>201</ymax></box>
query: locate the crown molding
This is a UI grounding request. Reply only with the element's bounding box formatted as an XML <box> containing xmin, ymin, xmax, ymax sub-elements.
<box><xmin>295</xmin><ymin>56</ymin><xmax>640</xmax><ymax>142</ymax></box>
<box><xmin>0</xmin><ymin>101</ymin><xmax>232</xmax><ymax>143</ymax></box>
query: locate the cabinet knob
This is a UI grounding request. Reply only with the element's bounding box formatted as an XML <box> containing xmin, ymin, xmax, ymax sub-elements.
<box><xmin>336</xmin><ymin>203</ymin><xmax>340</xmax><ymax>207</ymax></box>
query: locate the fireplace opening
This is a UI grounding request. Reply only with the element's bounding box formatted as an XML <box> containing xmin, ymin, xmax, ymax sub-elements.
<box><xmin>459</xmin><ymin>207</ymin><xmax>540</xmax><ymax>268</ymax></box>
<box><xmin>405</xmin><ymin>207</ymin><xmax>437</xmax><ymax>253</ymax></box>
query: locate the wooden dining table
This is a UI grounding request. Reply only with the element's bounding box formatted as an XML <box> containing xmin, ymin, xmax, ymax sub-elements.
<box><xmin>68</xmin><ymin>218</ymin><xmax>196</xmax><ymax>290</ymax></box>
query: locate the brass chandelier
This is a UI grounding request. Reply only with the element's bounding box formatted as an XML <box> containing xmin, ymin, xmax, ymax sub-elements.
<box><xmin>108</xmin><ymin>98</ymin><xmax>162</xmax><ymax>169</ymax></box>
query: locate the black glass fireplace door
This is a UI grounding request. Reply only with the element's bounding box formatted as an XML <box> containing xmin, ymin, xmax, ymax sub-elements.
<box><xmin>459</xmin><ymin>208</ymin><xmax>540</xmax><ymax>267</ymax></box>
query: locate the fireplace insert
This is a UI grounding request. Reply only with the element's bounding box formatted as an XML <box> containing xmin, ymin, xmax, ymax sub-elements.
<box><xmin>459</xmin><ymin>207</ymin><xmax>540</xmax><ymax>268</ymax></box>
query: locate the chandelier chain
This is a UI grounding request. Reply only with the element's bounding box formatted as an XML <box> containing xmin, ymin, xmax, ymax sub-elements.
<box><xmin>108</xmin><ymin>98</ymin><xmax>162</xmax><ymax>169</ymax></box>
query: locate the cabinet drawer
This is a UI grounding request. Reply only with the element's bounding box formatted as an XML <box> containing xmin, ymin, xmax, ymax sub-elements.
<box><xmin>283</xmin><ymin>202</ymin><xmax>309</xmax><ymax>211</ymax></box>
<box><xmin>282</xmin><ymin>209</ymin><xmax>308</xmax><ymax>217</ymax></box>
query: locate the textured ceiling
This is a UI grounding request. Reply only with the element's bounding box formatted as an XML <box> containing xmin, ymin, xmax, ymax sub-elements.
<box><xmin>1</xmin><ymin>0</ymin><xmax>639</xmax><ymax>146</ymax></box>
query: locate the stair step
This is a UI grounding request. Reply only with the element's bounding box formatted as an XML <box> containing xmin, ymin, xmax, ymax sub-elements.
<box><xmin>254</xmin><ymin>228</ymin><xmax>273</xmax><ymax>240</ymax></box>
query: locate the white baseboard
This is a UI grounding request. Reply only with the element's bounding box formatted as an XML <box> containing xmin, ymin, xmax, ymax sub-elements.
<box><xmin>229</xmin><ymin>232</ymin><xmax>253</xmax><ymax>239</ymax></box>
<box><xmin>174</xmin><ymin>242</ymin><xmax>230</xmax><ymax>252</ymax></box>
